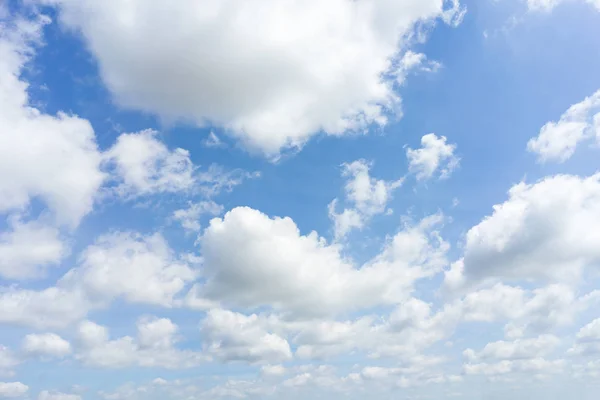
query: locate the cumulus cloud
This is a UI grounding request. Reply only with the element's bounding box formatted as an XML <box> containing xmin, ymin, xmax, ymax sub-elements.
<box><xmin>406</xmin><ymin>134</ymin><xmax>459</xmax><ymax>180</ymax></box>
<box><xmin>463</xmin><ymin>335</ymin><xmax>560</xmax><ymax>362</ymax></box>
<box><xmin>0</xmin><ymin>382</ymin><xmax>28</xmax><ymax>398</ymax></box>
<box><xmin>0</xmin><ymin>231</ymin><xmax>196</xmax><ymax>330</ymax></box>
<box><xmin>62</xmin><ymin>231</ymin><xmax>197</xmax><ymax>307</ymax></box>
<box><xmin>0</xmin><ymin>14</ymin><xmax>104</xmax><ymax>227</ymax></box>
<box><xmin>190</xmin><ymin>207</ymin><xmax>449</xmax><ymax>315</ymax></box>
<box><xmin>527</xmin><ymin>89</ymin><xmax>600</xmax><ymax>162</ymax></box>
<box><xmin>568</xmin><ymin>318</ymin><xmax>600</xmax><ymax>356</ymax></box>
<box><xmin>328</xmin><ymin>160</ymin><xmax>403</xmax><ymax>239</ymax></box>
<box><xmin>104</xmin><ymin>130</ymin><xmax>198</xmax><ymax>197</ymax></box>
<box><xmin>75</xmin><ymin>318</ymin><xmax>204</xmax><ymax>369</ymax></box>
<box><xmin>22</xmin><ymin>333</ymin><xmax>71</xmax><ymax>358</ymax></box>
<box><xmin>453</xmin><ymin>173</ymin><xmax>600</xmax><ymax>286</ymax></box>
<box><xmin>42</xmin><ymin>0</ymin><xmax>465</xmax><ymax>156</ymax></box>
<box><xmin>0</xmin><ymin>218</ymin><xmax>68</xmax><ymax>280</ymax></box>
<box><xmin>200</xmin><ymin>309</ymin><xmax>292</xmax><ymax>364</ymax></box>
<box><xmin>394</xmin><ymin>51</ymin><xmax>443</xmax><ymax>85</ymax></box>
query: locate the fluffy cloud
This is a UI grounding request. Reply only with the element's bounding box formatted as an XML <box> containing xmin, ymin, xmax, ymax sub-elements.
<box><xmin>0</xmin><ymin>231</ymin><xmax>196</xmax><ymax>329</ymax></box>
<box><xmin>42</xmin><ymin>0</ymin><xmax>464</xmax><ymax>155</ymax></box>
<box><xmin>200</xmin><ymin>309</ymin><xmax>292</xmax><ymax>364</ymax></box>
<box><xmin>104</xmin><ymin>130</ymin><xmax>197</xmax><ymax>197</ymax></box>
<box><xmin>62</xmin><ymin>231</ymin><xmax>197</xmax><ymax>307</ymax></box>
<box><xmin>0</xmin><ymin>14</ymin><xmax>104</xmax><ymax>227</ymax></box>
<box><xmin>0</xmin><ymin>286</ymin><xmax>88</xmax><ymax>330</ymax></box>
<box><xmin>527</xmin><ymin>89</ymin><xmax>600</xmax><ymax>162</ymax></box>
<box><xmin>328</xmin><ymin>160</ymin><xmax>403</xmax><ymax>238</ymax></box>
<box><xmin>75</xmin><ymin>318</ymin><xmax>204</xmax><ymax>369</ymax></box>
<box><xmin>568</xmin><ymin>318</ymin><xmax>600</xmax><ymax>356</ymax></box>
<box><xmin>0</xmin><ymin>382</ymin><xmax>28</xmax><ymax>398</ymax></box>
<box><xmin>406</xmin><ymin>134</ymin><xmax>459</xmax><ymax>180</ymax></box>
<box><xmin>37</xmin><ymin>391</ymin><xmax>81</xmax><ymax>400</ymax></box>
<box><xmin>0</xmin><ymin>218</ymin><xmax>67</xmax><ymax>280</ymax></box>
<box><xmin>463</xmin><ymin>335</ymin><xmax>560</xmax><ymax>362</ymax></box>
<box><xmin>192</xmin><ymin>207</ymin><xmax>448</xmax><ymax>315</ymax></box>
<box><xmin>22</xmin><ymin>333</ymin><xmax>71</xmax><ymax>358</ymax></box>
<box><xmin>455</xmin><ymin>173</ymin><xmax>600</xmax><ymax>286</ymax></box>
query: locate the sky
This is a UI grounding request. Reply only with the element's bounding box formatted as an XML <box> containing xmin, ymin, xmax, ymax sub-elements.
<box><xmin>0</xmin><ymin>0</ymin><xmax>600</xmax><ymax>399</ymax></box>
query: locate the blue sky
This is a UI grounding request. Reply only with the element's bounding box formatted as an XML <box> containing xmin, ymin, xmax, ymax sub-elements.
<box><xmin>1</xmin><ymin>0</ymin><xmax>600</xmax><ymax>399</ymax></box>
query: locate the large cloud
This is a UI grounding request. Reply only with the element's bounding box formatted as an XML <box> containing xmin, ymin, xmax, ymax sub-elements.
<box><xmin>43</xmin><ymin>0</ymin><xmax>464</xmax><ymax>155</ymax></box>
<box><xmin>190</xmin><ymin>207</ymin><xmax>449</xmax><ymax>315</ymax></box>
<box><xmin>454</xmin><ymin>173</ymin><xmax>600</xmax><ymax>286</ymax></box>
<box><xmin>0</xmin><ymin>15</ymin><xmax>104</xmax><ymax>227</ymax></box>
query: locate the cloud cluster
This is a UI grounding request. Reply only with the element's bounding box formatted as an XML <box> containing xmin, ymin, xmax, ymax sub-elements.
<box><xmin>43</xmin><ymin>0</ymin><xmax>465</xmax><ymax>155</ymax></box>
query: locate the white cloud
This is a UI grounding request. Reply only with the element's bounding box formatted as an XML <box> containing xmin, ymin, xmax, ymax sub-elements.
<box><xmin>22</xmin><ymin>333</ymin><xmax>71</xmax><ymax>358</ymax></box>
<box><xmin>104</xmin><ymin>130</ymin><xmax>197</xmax><ymax>197</ymax></box>
<box><xmin>463</xmin><ymin>335</ymin><xmax>560</xmax><ymax>362</ymax></box>
<box><xmin>527</xmin><ymin>89</ymin><xmax>600</xmax><ymax>162</ymax></box>
<box><xmin>406</xmin><ymin>134</ymin><xmax>459</xmax><ymax>180</ymax></box>
<box><xmin>43</xmin><ymin>0</ymin><xmax>464</xmax><ymax>156</ymax></box>
<box><xmin>568</xmin><ymin>318</ymin><xmax>600</xmax><ymax>356</ymax></box>
<box><xmin>0</xmin><ymin>382</ymin><xmax>28</xmax><ymax>398</ymax></box>
<box><xmin>456</xmin><ymin>173</ymin><xmax>600</xmax><ymax>285</ymax></box>
<box><xmin>38</xmin><ymin>391</ymin><xmax>81</xmax><ymax>400</ymax></box>
<box><xmin>62</xmin><ymin>231</ymin><xmax>197</xmax><ymax>307</ymax></box>
<box><xmin>464</xmin><ymin>358</ymin><xmax>564</xmax><ymax>378</ymax></box>
<box><xmin>328</xmin><ymin>160</ymin><xmax>403</xmax><ymax>238</ymax></box>
<box><xmin>0</xmin><ymin>14</ymin><xmax>104</xmax><ymax>227</ymax></box>
<box><xmin>0</xmin><ymin>347</ymin><xmax>19</xmax><ymax>377</ymax></box>
<box><xmin>191</xmin><ymin>207</ymin><xmax>449</xmax><ymax>315</ymax></box>
<box><xmin>0</xmin><ymin>286</ymin><xmax>89</xmax><ymax>330</ymax></box>
<box><xmin>200</xmin><ymin>309</ymin><xmax>292</xmax><ymax>364</ymax></box>
<box><xmin>394</xmin><ymin>51</ymin><xmax>442</xmax><ymax>86</ymax></box>
<box><xmin>75</xmin><ymin>318</ymin><xmax>204</xmax><ymax>369</ymax></box>
<box><xmin>0</xmin><ymin>231</ymin><xmax>196</xmax><ymax>330</ymax></box>
<box><xmin>172</xmin><ymin>201</ymin><xmax>224</xmax><ymax>233</ymax></box>
<box><xmin>0</xmin><ymin>218</ymin><xmax>68</xmax><ymax>280</ymax></box>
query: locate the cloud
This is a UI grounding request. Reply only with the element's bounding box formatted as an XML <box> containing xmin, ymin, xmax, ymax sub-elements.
<box><xmin>42</xmin><ymin>0</ymin><xmax>464</xmax><ymax>156</ymax></box>
<box><xmin>328</xmin><ymin>160</ymin><xmax>403</xmax><ymax>239</ymax></box>
<box><xmin>394</xmin><ymin>51</ymin><xmax>443</xmax><ymax>86</ymax></box>
<box><xmin>568</xmin><ymin>318</ymin><xmax>600</xmax><ymax>356</ymax></box>
<box><xmin>104</xmin><ymin>130</ymin><xmax>199</xmax><ymax>197</ymax></box>
<box><xmin>455</xmin><ymin>173</ymin><xmax>600</xmax><ymax>286</ymax></box>
<box><xmin>200</xmin><ymin>309</ymin><xmax>292</xmax><ymax>364</ymax></box>
<box><xmin>0</xmin><ymin>347</ymin><xmax>20</xmax><ymax>377</ymax></box>
<box><xmin>22</xmin><ymin>333</ymin><xmax>71</xmax><ymax>358</ymax></box>
<box><xmin>0</xmin><ymin>231</ymin><xmax>196</xmax><ymax>329</ymax></box>
<box><xmin>172</xmin><ymin>201</ymin><xmax>224</xmax><ymax>233</ymax></box>
<box><xmin>38</xmin><ymin>391</ymin><xmax>81</xmax><ymax>400</ymax></box>
<box><xmin>0</xmin><ymin>286</ymin><xmax>89</xmax><ymax>330</ymax></box>
<box><xmin>75</xmin><ymin>318</ymin><xmax>205</xmax><ymax>369</ymax></box>
<box><xmin>62</xmin><ymin>231</ymin><xmax>197</xmax><ymax>307</ymax></box>
<box><xmin>0</xmin><ymin>218</ymin><xmax>68</xmax><ymax>280</ymax></box>
<box><xmin>463</xmin><ymin>335</ymin><xmax>560</xmax><ymax>362</ymax></box>
<box><xmin>190</xmin><ymin>207</ymin><xmax>448</xmax><ymax>315</ymax></box>
<box><xmin>0</xmin><ymin>382</ymin><xmax>28</xmax><ymax>398</ymax></box>
<box><xmin>0</xmin><ymin>14</ymin><xmax>105</xmax><ymax>228</ymax></box>
<box><xmin>527</xmin><ymin>89</ymin><xmax>600</xmax><ymax>162</ymax></box>
<box><xmin>406</xmin><ymin>134</ymin><xmax>459</xmax><ymax>180</ymax></box>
